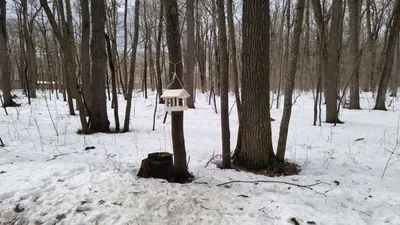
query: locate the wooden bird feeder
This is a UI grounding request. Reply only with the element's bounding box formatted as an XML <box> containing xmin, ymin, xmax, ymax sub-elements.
<box><xmin>160</xmin><ymin>89</ymin><xmax>190</xmax><ymax>112</ymax></box>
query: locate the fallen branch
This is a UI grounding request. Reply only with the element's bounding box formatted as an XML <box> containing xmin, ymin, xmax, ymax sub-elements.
<box><xmin>46</xmin><ymin>151</ymin><xmax>78</xmax><ymax>161</ymax></box>
<box><xmin>217</xmin><ymin>180</ymin><xmax>336</xmax><ymax>195</ymax></box>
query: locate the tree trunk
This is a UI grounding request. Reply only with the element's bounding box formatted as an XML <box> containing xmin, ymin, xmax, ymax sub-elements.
<box><xmin>41</xmin><ymin>0</ymin><xmax>89</xmax><ymax>133</ymax></box>
<box><xmin>22</xmin><ymin>0</ymin><xmax>38</xmax><ymax>98</ymax></box>
<box><xmin>216</xmin><ymin>0</ymin><xmax>231</xmax><ymax>169</ymax></box>
<box><xmin>155</xmin><ymin>1</ymin><xmax>164</xmax><ymax>103</ymax></box>
<box><xmin>348</xmin><ymin>0</ymin><xmax>361</xmax><ymax>109</ymax></box>
<box><xmin>233</xmin><ymin>0</ymin><xmax>275</xmax><ymax>169</ymax></box>
<box><xmin>123</xmin><ymin>0</ymin><xmax>140</xmax><ymax>132</ymax></box>
<box><xmin>211</xmin><ymin>0</ymin><xmax>220</xmax><ymax>95</ymax></box>
<box><xmin>80</xmin><ymin>0</ymin><xmax>91</xmax><ymax>110</ymax></box>
<box><xmin>123</xmin><ymin>0</ymin><xmax>128</xmax><ymax>99</ymax></box>
<box><xmin>184</xmin><ymin>0</ymin><xmax>196</xmax><ymax>108</ymax></box>
<box><xmin>325</xmin><ymin>0</ymin><xmax>343</xmax><ymax>123</ymax></box>
<box><xmin>276</xmin><ymin>0</ymin><xmax>306</xmax><ymax>163</ymax></box>
<box><xmin>105</xmin><ymin>34</ymin><xmax>120</xmax><ymax>131</ymax></box>
<box><xmin>196</xmin><ymin>0</ymin><xmax>206</xmax><ymax>93</ymax></box>
<box><xmin>228</xmin><ymin>0</ymin><xmax>242</xmax><ymax>153</ymax></box>
<box><xmin>390</xmin><ymin>38</ymin><xmax>400</xmax><ymax>97</ymax></box>
<box><xmin>90</xmin><ymin>0</ymin><xmax>110</xmax><ymax>132</ymax></box>
<box><xmin>374</xmin><ymin>0</ymin><xmax>400</xmax><ymax>110</ymax></box>
<box><xmin>164</xmin><ymin>0</ymin><xmax>192</xmax><ymax>182</ymax></box>
<box><xmin>59</xmin><ymin>0</ymin><xmax>75</xmax><ymax>115</ymax></box>
<box><xmin>0</xmin><ymin>0</ymin><xmax>17</xmax><ymax>107</ymax></box>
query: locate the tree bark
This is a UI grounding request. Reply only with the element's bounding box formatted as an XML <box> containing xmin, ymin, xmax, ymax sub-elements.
<box><xmin>233</xmin><ymin>0</ymin><xmax>275</xmax><ymax>169</ymax></box>
<box><xmin>196</xmin><ymin>0</ymin><xmax>206</xmax><ymax>93</ymax></box>
<box><xmin>80</xmin><ymin>0</ymin><xmax>91</xmax><ymax>110</ymax></box>
<box><xmin>0</xmin><ymin>0</ymin><xmax>17</xmax><ymax>107</ymax></box>
<box><xmin>90</xmin><ymin>0</ymin><xmax>110</xmax><ymax>132</ymax></box>
<box><xmin>374</xmin><ymin>0</ymin><xmax>400</xmax><ymax>110</ymax></box>
<box><xmin>227</xmin><ymin>0</ymin><xmax>242</xmax><ymax>154</ymax></box>
<box><xmin>276</xmin><ymin>0</ymin><xmax>306</xmax><ymax>163</ymax></box>
<box><xmin>348</xmin><ymin>0</ymin><xmax>361</xmax><ymax>109</ymax></box>
<box><xmin>184</xmin><ymin>0</ymin><xmax>196</xmax><ymax>108</ymax></box>
<box><xmin>164</xmin><ymin>0</ymin><xmax>192</xmax><ymax>182</ymax></box>
<box><xmin>216</xmin><ymin>0</ymin><xmax>231</xmax><ymax>169</ymax></box>
<box><xmin>325</xmin><ymin>0</ymin><xmax>343</xmax><ymax>123</ymax></box>
<box><xmin>123</xmin><ymin>0</ymin><xmax>128</xmax><ymax>99</ymax></box>
<box><xmin>123</xmin><ymin>0</ymin><xmax>140</xmax><ymax>132</ymax></box>
<box><xmin>155</xmin><ymin>1</ymin><xmax>164</xmax><ymax>103</ymax></box>
<box><xmin>22</xmin><ymin>0</ymin><xmax>38</xmax><ymax>98</ymax></box>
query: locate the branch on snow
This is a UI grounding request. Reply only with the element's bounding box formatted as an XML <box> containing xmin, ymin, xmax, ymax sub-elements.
<box><xmin>217</xmin><ymin>180</ymin><xmax>339</xmax><ymax>195</ymax></box>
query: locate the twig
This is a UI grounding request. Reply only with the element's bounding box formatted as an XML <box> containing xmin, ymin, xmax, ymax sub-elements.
<box><xmin>382</xmin><ymin>115</ymin><xmax>400</xmax><ymax>179</ymax></box>
<box><xmin>40</xmin><ymin>92</ymin><xmax>59</xmax><ymax>137</ymax></box>
<box><xmin>0</xmin><ymin>137</ymin><xmax>5</xmax><ymax>147</ymax></box>
<box><xmin>0</xmin><ymin>146</ymin><xmax>10</xmax><ymax>152</ymax></box>
<box><xmin>217</xmin><ymin>180</ymin><xmax>335</xmax><ymax>195</ymax></box>
<box><xmin>0</xmin><ymin>94</ymin><xmax>9</xmax><ymax>115</ymax></box>
<box><xmin>205</xmin><ymin>150</ymin><xmax>219</xmax><ymax>168</ymax></box>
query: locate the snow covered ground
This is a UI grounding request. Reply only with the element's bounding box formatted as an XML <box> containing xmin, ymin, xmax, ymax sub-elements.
<box><xmin>0</xmin><ymin>90</ymin><xmax>399</xmax><ymax>225</ymax></box>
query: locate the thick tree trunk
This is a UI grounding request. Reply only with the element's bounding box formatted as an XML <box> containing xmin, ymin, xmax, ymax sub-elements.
<box><xmin>233</xmin><ymin>0</ymin><xmax>275</xmax><ymax>169</ymax></box>
<box><xmin>276</xmin><ymin>0</ymin><xmax>305</xmax><ymax>163</ymax></box>
<box><xmin>90</xmin><ymin>0</ymin><xmax>110</xmax><ymax>132</ymax></box>
<box><xmin>374</xmin><ymin>0</ymin><xmax>400</xmax><ymax>110</ymax></box>
<box><xmin>216</xmin><ymin>0</ymin><xmax>231</xmax><ymax>169</ymax></box>
<box><xmin>164</xmin><ymin>0</ymin><xmax>192</xmax><ymax>182</ymax></box>
<box><xmin>184</xmin><ymin>0</ymin><xmax>196</xmax><ymax>108</ymax></box>
<box><xmin>348</xmin><ymin>0</ymin><xmax>361</xmax><ymax>109</ymax></box>
<box><xmin>123</xmin><ymin>0</ymin><xmax>140</xmax><ymax>132</ymax></box>
<box><xmin>0</xmin><ymin>0</ymin><xmax>17</xmax><ymax>107</ymax></box>
<box><xmin>80</xmin><ymin>0</ymin><xmax>91</xmax><ymax>110</ymax></box>
<box><xmin>326</xmin><ymin>0</ymin><xmax>343</xmax><ymax>123</ymax></box>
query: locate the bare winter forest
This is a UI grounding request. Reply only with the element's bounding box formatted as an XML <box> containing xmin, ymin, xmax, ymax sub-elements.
<box><xmin>1</xmin><ymin>0</ymin><xmax>400</xmax><ymax>224</ymax></box>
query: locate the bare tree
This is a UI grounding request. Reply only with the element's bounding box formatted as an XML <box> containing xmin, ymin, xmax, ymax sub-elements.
<box><xmin>123</xmin><ymin>0</ymin><xmax>140</xmax><ymax>132</ymax></box>
<box><xmin>276</xmin><ymin>0</ymin><xmax>306</xmax><ymax>163</ymax></box>
<box><xmin>22</xmin><ymin>0</ymin><xmax>39</xmax><ymax>98</ymax></box>
<box><xmin>374</xmin><ymin>0</ymin><xmax>400</xmax><ymax>110</ymax></box>
<box><xmin>40</xmin><ymin>0</ymin><xmax>89</xmax><ymax>133</ymax></box>
<box><xmin>0</xmin><ymin>0</ymin><xmax>17</xmax><ymax>107</ymax></box>
<box><xmin>80</xmin><ymin>0</ymin><xmax>91</xmax><ymax>110</ymax></box>
<box><xmin>184</xmin><ymin>0</ymin><xmax>196</xmax><ymax>108</ymax></box>
<box><xmin>233</xmin><ymin>0</ymin><xmax>275</xmax><ymax>169</ymax></box>
<box><xmin>89</xmin><ymin>0</ymin><xmax>110</xmax><ymax>132</ymax></box>
<box><xmin>326</xmin><ymin>0</ymin><xmax>343</xmax><ymax>123</ymax></box>
<box><xmin>164</xmin><ymin>0</ymin><xmax>192</xmax><ymax>182</ymax></box>
<box><xmin>155</xmin><ymin>1</ymin><xmax>164</xmax><ymax>103</ymax></box>
<box><xmin>348</xmin><ymin>0</ymin><xmax>361</xmax><ymax>109</ymax></box>
<box><xmin>216</xmin><ymin>0</ymin><xmax>230</xmax><ymax>168</ymax></box>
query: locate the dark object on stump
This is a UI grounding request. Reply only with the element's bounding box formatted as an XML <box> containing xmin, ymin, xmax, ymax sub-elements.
<box><xmin>137</xmin><ymin>152</ymin><xmax>173</xmax><ymax>180</ymax></box>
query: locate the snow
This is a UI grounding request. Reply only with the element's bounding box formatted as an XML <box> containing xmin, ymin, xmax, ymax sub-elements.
<box><xmin>0</xmin><ymin>90</ymin><xmax>400</xmax><ymax>225</ymax></box>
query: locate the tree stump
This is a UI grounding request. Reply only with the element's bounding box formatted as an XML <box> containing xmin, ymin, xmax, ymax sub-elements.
<box><xmin>137</xmin><ymin>152</ymin><xmax>173</xmax><ymax>180</ymax></box>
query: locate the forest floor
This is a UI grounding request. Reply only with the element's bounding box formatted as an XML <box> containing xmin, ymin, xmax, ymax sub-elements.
<box><xmin>0</xmin><ymin>90</ymin><xmax>399</xmax><ymax>225</ymax></box>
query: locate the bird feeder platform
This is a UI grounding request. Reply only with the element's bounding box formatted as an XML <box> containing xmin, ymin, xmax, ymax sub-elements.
<box><xmin>160</xmin><ymin>89</ymin><xmax>190</xmax><ymax>112</ymax></box>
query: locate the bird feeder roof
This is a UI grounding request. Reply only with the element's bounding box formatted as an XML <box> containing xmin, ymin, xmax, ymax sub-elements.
<box><xmin>161</xmin><ymin>89</ymin><xmax>190</xmax><ymax>98</ymax></box>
